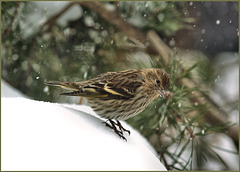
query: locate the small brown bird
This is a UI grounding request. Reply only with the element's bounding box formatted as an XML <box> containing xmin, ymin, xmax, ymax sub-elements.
<box><xmin>45</xmin><ymin>68</ymin><xmax>170</xmax><ymax>140</ymax></box>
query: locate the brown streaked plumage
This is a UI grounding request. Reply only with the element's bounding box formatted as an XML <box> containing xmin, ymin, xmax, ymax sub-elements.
<box><xmin>45</xmin><ymin>68</ymin><xmax>171</xmax><ymax>140</ymax></box>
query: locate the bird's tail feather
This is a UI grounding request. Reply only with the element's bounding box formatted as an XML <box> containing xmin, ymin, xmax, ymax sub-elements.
<box><xmin>60</xmin><ymin>91</ymin><xmax>83</xmax><ymax>96</ymax></box>
<box><xmin>44</xmin><ymin>81</ymin><xmax>79</xmax><ymax>91</ymax></box>
<box><xmin>45</xmin><ymin>81</ymin><xmax>108</xmax><ymax>98</ymax></box>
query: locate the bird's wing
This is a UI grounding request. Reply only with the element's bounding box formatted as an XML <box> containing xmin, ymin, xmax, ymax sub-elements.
<box><xmin>99</xmin><ymin>71</ymin><xmax>143</xmax><ymax>99</ymax></box>
<box><xmin>45</xmin><ymin>70</ymin><xmax>143</xmax><ymax>99</ymax></box>
<box><xmin>60</xmin><ymin>80</ymin><xmax>141</xmax><ymax>99</ymax></box>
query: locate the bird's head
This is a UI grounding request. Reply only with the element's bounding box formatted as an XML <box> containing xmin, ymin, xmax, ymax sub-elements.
<box><xmin>142</xmin><ymin>68</ymin><xmax>171</xmax><ymax>98</ymax></box>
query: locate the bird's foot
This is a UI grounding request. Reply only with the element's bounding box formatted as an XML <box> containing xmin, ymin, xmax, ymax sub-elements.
<box><xmin>116</xmin><ymin>120</ymin><xmax>131</xmax><ymax>135</ymax></box>
<box><xmin>103</xmin><ymin>119</ymin><xmax>130</xmax><ymax>141</ymax></box>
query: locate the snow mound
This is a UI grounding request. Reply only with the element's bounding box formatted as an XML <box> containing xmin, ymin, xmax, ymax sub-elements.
<box><xmin>1</xmin><ymin>80</ymin><xmax>27</xmax><ymax>98</ymax></box>
<box><xmin>1</xmin><ymin>97</ymin><xmax>167</xmax><ymax>171</ymax></box>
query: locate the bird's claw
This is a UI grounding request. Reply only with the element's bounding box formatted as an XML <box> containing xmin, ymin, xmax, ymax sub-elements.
<box><xmin>103</xmin><ymin>119</ymin><xmax>130</xmax><ymax>141</ymax></box>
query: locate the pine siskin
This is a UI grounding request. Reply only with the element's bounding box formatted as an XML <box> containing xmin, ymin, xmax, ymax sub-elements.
<box><xmin>45</xmin><ymin>68</ymin><xmax>170</xmax><ymax>140</ymax></box>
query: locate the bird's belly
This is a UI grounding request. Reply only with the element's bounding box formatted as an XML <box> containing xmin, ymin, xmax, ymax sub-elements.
<box><xmin>87</xmin><ymin>94</ymin><xmax>155</xmax><ymax>120</ymax></box>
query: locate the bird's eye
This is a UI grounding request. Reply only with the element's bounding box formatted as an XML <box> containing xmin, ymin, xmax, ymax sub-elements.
<box><xmin>156</xmin><ymin>80</ymin><xmax>160</xmax><ymax>84</ymax></box>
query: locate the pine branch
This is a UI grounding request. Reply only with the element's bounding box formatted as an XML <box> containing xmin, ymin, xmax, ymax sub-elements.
<box><xmin>2</xmin><ymin>2</ymin><xmax>20</xmax><ymax>40</ymax></box>
<box><xmin>40</xmin><ymin>2</ymin><xmax>76</xmax><ymax>32</ymax></box>
<box><xmin>77</xmin><ymin>1</ymin><xmax>147</xmax><ymax>44</ymax></box>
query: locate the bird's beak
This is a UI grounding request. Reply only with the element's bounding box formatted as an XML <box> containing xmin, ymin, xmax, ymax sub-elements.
<box><xmin>158</xmin><ymin>89</ymin><xmax>165</xmax><ymax>98</ymax></box>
